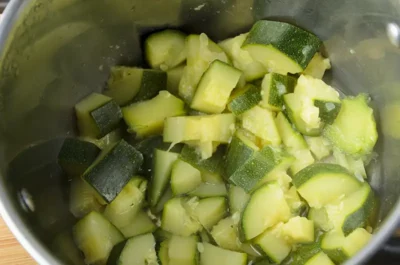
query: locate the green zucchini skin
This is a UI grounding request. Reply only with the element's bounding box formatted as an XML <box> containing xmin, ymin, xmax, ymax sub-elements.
<box><xmin>83</xmin><ymin>140</ymin><xmax>144</xmax><ymax>203</ymax></box>
<box><xmin>243</xmin><ymin>20</ymin><xmax>322</xmax><ymax>70</ymax></box>
<box><xmin>90</xmin><ymin>100</ymin><xmax>123</xmax><ymax>138</ymax></box>
<box><xmin>228</xmin><ymin>84</ymin><xmax>262</xmax><ymax>115</ymax></box>
<box><xmin>132</xmin><ymin>69</ymin><xmax>167</xmax><ymax>103</ymax></box>
<box><xmin>314</xmin><ymin>100</ymin><xmax>341</xmax><ymax>125</ymax></box>
<box><xmin>58</xmin><ymin>138</ymin><xmax>101</xmax><ymax>177</ymax></box>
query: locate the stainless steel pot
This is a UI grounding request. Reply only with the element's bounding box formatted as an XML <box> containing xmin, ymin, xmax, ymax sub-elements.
<box><xmin>0</xmin><ymin>0</ymin><xmax>400</xmax><ymax>264</ymax></box>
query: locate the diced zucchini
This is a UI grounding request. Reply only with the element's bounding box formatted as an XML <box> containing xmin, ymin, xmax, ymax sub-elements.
<box><xmin>275</xmin><ymin>112</ymin><xmax>308</xmax><ymax>150</ymax></box>
<box><xmin>260</xmin><ymin>73</ymin><xmax>296</xmax><ymax>111</ymax></box>
<box><xmin>200</xmin><ymin>243</ymin><xmax>247</xmax><ymax>265</ymax></box>
<box><xmin>162</xmin><ymin>197</ymin><xmax>201</xmax><ymax>236</ymax></box>
<box><xmin>305</xmin><ymin>136</ymin><xmax>332</xmax><ymax>160</ymax></box>
<box><xmin>304</xmin><ymin>252</ymin><xmax>335</xmax><ymax>265</ymax></box>
<box><xmin>103</xmin><ymin>177</ymin><xmax>146</xmax><ymax>229</ymax></box>
<box><xmin>184</xmin><ymin>140</ymin><xmax>218</xmax><ymax>160</ymax></box>
<box><xmin>194</xmin><ymin>197</ymin><xmax>228</xmax><ymax>230</ymax></box>
<box><xmin>211</xmin><ymin>216</ymin><xmax>241</xmax><ymax>251</ymax></box>
<box><xmin>285</xmin><ymin>186</ymin><xmax>307</xmax><ymax>216</ymax></box>
<box><xmin>158</xmin><ymin>240</ymin><xmax>169</xmax><ymax>265</ymax></box>
<box><xmin>242</xmin><ymin>20</ymin><xmax>321</xmax><ymax>74</ymax></box>
<box><xmin>119</xmin><ymin>210</ymin><xmax>156</xmax><ymax>238</ymax></box>
<box><xmin>191</xmin><ymin>60</ymin><xmax>242</xmax><ymax>114</ymax></box>
<box><xmin>166</xmin><ymin>65</ymin><xmax>185</xmax><ymax>96</ymax></box>
<box><xmin>284</xmin><ymin>93</ymin><xmax>320</xmax><ymax>136</ymax></box>
<box><xmin>82</xmin><ymin>140</ymin><xmax>143</xmax><ymax>203</ymax></box>
<box><xmin>107</xmin><ymin>234</ymin><xmax>158</xmax><ymax>265</ymax></box>
<box><xmin>242</xmin><ymin>106</ymin><xmax>281</xmax><ymax>146</ymax></box>
<box><xmin>325</xmin><ymin>183</ymin><xmax>376</xmax><ymax>235</ymax></box>
<box><xmin>266</xmin><ymin>170</ymin><xmax>293</xmax><ymax>192</ymax></box>
<box><xmin>295</xmin><ymin>75</ymin><xmax>340</xmax><ymax>104</ymax></box>
<box><xmin>219</xmin><ymin>33</ymin><xmax>267</xmax><ymax>81</ymax></box>
<box><xmin>253</xmin><ymin>223</ymin><xmax>291</xmax><ymax>264</ymax></box>
<box><xmin>303</xmin><ymin>52</ymin><xmax>331</xmax><ymax>79</ymax></box>
<box><xmin>321</xmin><ymin>228</ymin><xmax>372</xmax><ymax>263</ymax></box>
<box><xmin>133</xmin><ymin>136</ymin><xmax>165</xmax><ymax>177</ymax></box>
<box><xmin>75</xmin><ymin>93</ymin><xmax>122</xmax><ymax>138</ymax></box>
<box><xmin>53</xmin><ymin>231</ymin><xmax>85</xmax><ymax>265</ymax></box>
<box><xmin>201</xmin><ymin>170</ymin><xmax>224</xmax><ymax>184</ymax></box>
<box><xmin>190</xmin><ymin>182</ymin><xmax>227</xmax><ymax>198</ymax></box>
<box><xmin>180</xmin><ymin>145</ymin><xmax>225</xmax><ymax>177</ymax></box>
<box><xmin>168</xmin><ymin>235</ymin><xmax>198</xmax><ymax>265</ymax></box>
<box><xmin>308</xmin><ymin>207</ymin><xmax>333</xmax><ymax>232</ymax></box>
<box><xmin>314</xmin><ymin>100</ymin><xmax>342</xmax><ymax>125</ymax></box>
<box><xmin>73</xmin><ymin>211</ymin><xmax>124</xmax><ymax>265</ymax></box>
<box><xmin>58</xmin><ymin>138</ymin><xmax>101</xmax><ymax>177</ymax></box>
<box><xmin>149</xmin><ymin>149</ymin><xmax>179</xmax><ymax>207</ymax></box>
<box><xmin>179</xmin><ymin>34</ymin><xmax>229</xmax><ymax>103</ymax></box>
<box><xmin>292</xmin><ymin>163</ymin><xmax>362</xmax><ymax>208</ymax></box>
<box><xmin>282</xmin><ymin>216</ymin><xmax>314</xmax><ymax>244</ymax></box>
<box><xmin>333</xmin><ymin>149</ymin><xmax>367</xmax><ymax>180</ymax></box>
<box><xmin>122</xmin><ymin>91</ymin><xmax>186</xmax><ymax>138</ymax></box>
<box><xmin>153</xmin><ymin>187</ymin><xmax>173</xmax><ymax>214</ymax></box>
<box><xmin>89</xmin><ymin>128</ymin><xmax>124</xmax><ymax>150</ymax></box>
<box><xmin>275</xmin><ymin>112</ymin><xmax>315</xmax><ymax>174</ymax></box>
<box><xmin>164</xmin><ymin>114</ymin><xmax>236</xmax><ymax>143</ymax></box>
<box><xmin>145</xmin><ymin>29</ymin><xmax>187</xmax><ymax>70</ymax></box>
<box><xmin>224</xmin><ymin>131</ymin><xmax>259</xmax><ymax>179</ymax></box>
<box><xmin>289</xmin><ymin>148</ymin><xmax>316</xmax><ymax>175</ymax></box>
<box><xmin>241</xmin><ymin>183</ymin><xmax>291</xmax><ymax>240</ymax></box>
<box><xmin>229</xmin><ymin>146</ymin><xmax>292</xmax><ymax>192</ymax></box>
<box><xmin>324</xmin><ymin>94</ymin><xmax>378</xmax><ymax>157</ymax></box>
<box><xmin>69</xmin><ymin>177</ymin><xmax>103</xmax><ymax>218</ymax></box>
<box><xmin>171</xmin><ymin>159</ymin><xmax>202</xmax><ymax>195</ymax></box>
<box><xmin>228</xmin><ymin>84</ymin><xmax>262</xmax><ymax>115</ymax></box>
<box><xmin>105</xmin><ymin>66</ymin><xmax>167</xmax><ymax>105</ymax></box>
<box><xmin>289</xmin><ymin>242</ymin><xmax>321</xmax><ymax>265</ymax></box>
<box><xmin>228</xmin><ymin>185</ymin><xmax>250</xmax><ymax>214</ymax></box>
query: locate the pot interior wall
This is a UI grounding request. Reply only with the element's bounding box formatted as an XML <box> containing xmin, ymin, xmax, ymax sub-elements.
<box><xmin>0</xmin><ymin>0</ymin><xmax>400</xmax><ymax>264</ymax></box>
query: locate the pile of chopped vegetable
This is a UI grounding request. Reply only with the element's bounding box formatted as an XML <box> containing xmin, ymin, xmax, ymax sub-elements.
<box><xmin>54</xmin><ymin>20</ymin><xmax>378</xmax><ymax>265</ymax></box>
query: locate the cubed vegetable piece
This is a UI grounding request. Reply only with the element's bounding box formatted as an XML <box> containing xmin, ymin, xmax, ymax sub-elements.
<box><xmin>179</xmin><ymin>34</ymin><xmax>229</xmax><ymax>103</ymax></box>
<box><xmin>103</xmin><ymin>177</ymin><xmax>147</xmax><ymax>229</ymax></box>
<box><xmin>282</xmin><ymin>216</ymin><xmax>315</xmax><ymax>243</ymax></box>
<box><xmin>200</xmin><ymin>243</ymin><xmax>247</xmax><ymax>265</ymax></box>
<box><xmin>161</xmin><ymin>197</ymin><xmax>201</xmax><ymax>236</ymax></box>
<box><xmin>58</xmin><ymin>138</ymin><xmax>101</xmax><ymax>177</ymax></box>
<box><xmin>105</xmin><ymin>66</ymin><xmax>167</xmax><ymax>105</ymax></box>
<box><xmin>241</xmin><ymin>183</ymin><xmax>291</xmax><ymax>240</ymax></box>
<box><xmin>171</xmin><ymin>159</ymin><xmax>202</xmax><ymax>195</ymax></box>
<box><xmin>122</xmin><ymin>91</ymin><xmax>186</xmax><ymax>138</ymax></box>
<box><xmin>119</xmin><ymin>210</ymin><xmax>157</xmax><ymax>238</ymax></box>
<box><xmin>73</xmin><ymin>211</ymin><xmax>124</xmax><ymax>265</ymax></box>
<box><xmin>292</xmin><ymin>163</ymin><xmax>362</xmax><ymax>208</ymax></box>
<box><xmin>253</xmin><ymin>224</ymin><xmax>292</xmax><ymax>264</ymax></box>
<box><xmin>242</xmin><ymin>20</ymin><xmax>321</xmax><ymax>74</ymax></box>
<box><xmin>219</xmin><ymin>33</ymin><xmax>267</xmax><ymax>81</ymax></box>
<box><xmin>191</xmin><ymin>60</ymin><xmax>242</xmax><ymax>114</ymax></box>
<box><xmin>164</xmin><ymin>114</ymin><xmax>235</xmax><ymax>143</ymax></box>
<box><xmin>303</xmin><ymin>52</ymin><xmax>331</xmax><ymax>79</ymax></box>
<box><xmin>82</xmin><ymin>140</ymin><xmax>143</xmax><ymax>203</ymax></box>
<box><xmin>107</xmin><ymin>234</ymin><xmax>158</xmax><ymax>265</ymax></box>
<box><xmin>228</xmin><ymin>84</ymin><xmax>262</xmax><ymax>116</ymax></box>
<box><xmin>324</xmin><ymin>94</ymin><xmax>378</xmax><ymax>157</ymax></box>
<box><xmin>145</xmin><ymin>29</ymin><xmax>187</xmax><ymax>70</ymax></box>
<box><xmin>242</xmin><ymin>106</ymin><xmax>281</xmax><ymax>146</ymax></box>
<box><xmin>167</xmin><ymin>235</ymin><xmax>198</xmax><ymax>265</ymax></box>
<box><xmin>75</xmin><ymin>93</ymin><xmax>122</xmax><ymax>138</ymax></box>
<box><xmin>260</xmin><ymin>72</ymin><xmax>296</xmax><ymax>111</ymax></box>
<box><xmin>69</xmin><ymin>177</ymin><xmax>103</xmax><ymax>218</ymax></box>
<box><xmin>149</xmin><ymin>149</ymin><xmax>179</xmax><ymax>207</ymax></box>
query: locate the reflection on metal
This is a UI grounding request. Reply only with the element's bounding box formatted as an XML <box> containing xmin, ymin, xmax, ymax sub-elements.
<box><xmin>387</xmin><ymin>22</ymin><xmax>400</xmax><ymax>48</ymax></box>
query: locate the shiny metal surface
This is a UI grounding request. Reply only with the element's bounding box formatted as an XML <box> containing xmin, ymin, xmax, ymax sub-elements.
<box><xmin>0</xmin><ymin>0</ymin><xmax>400</xmax><ymax>264</ymax></box>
